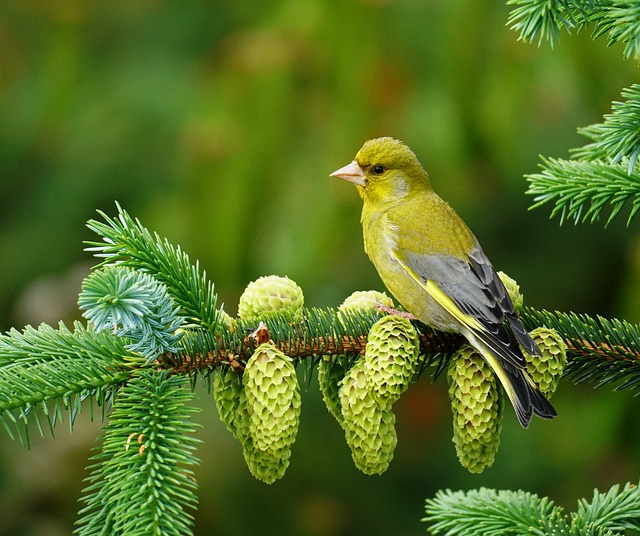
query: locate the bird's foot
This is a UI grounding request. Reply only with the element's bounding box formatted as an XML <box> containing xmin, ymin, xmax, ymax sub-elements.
<box><xmin>375</xmin><ymin>303</ymin><xmax>416</xmax><ymax>320</ymax></box>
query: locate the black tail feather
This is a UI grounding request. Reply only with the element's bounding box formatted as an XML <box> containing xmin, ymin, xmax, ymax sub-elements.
<box><xmin>504</xmin><ymin>362</ymin><xmax>556</xmax><ymax>428</ymax></box>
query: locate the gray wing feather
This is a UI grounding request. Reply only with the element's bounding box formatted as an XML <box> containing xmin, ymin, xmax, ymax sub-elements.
<box><xmin>402</xmin><ymin>240</ymin><xmax>538</xmax><ymax>368</ymax></box>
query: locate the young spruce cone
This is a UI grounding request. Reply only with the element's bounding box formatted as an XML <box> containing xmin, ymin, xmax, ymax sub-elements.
<box><xmin>318</xmin><ymin>356</ymin><xmax>350</xmax><ymax>426</ymax></box>
<box><xmin>243</xmin><ymin>342</ymin><xmax>301</xmax><ymax>454</ymax></box>
<box><xmin>339</xmin><ymin>360</ymin><xmax>397</xmax><ymax>475</ymax></box>
<box><xmin>363</xmin><ymin>315</ymin><xmax>420</xmax><ymax>403</ymax></box>
<box><xmin>525</xmin><ymin>327</ymin><xmax>567</xmax><ymax>398</ymax></box>
<box><xmin>448</xmin><ymin>345</ymin><xmax>504</xmax><ymax>473</ymax></box>
<box><xmin>339</xmin><ymin>290</ymin><xmax>394</xmax><ymax>312</ymax></box>
<box><xmin>212</xmin><ymin>367</ymin><xmax>247</xmax><ymax>442</ymax></box>
<box><xmin>238</xmin><ymin>275</ymin><xmax>304</xmax><ymax>323</ymax></box>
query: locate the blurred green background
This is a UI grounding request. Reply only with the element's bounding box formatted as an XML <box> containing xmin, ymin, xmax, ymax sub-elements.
<box><xmin>1</xmin><ymin>1</ymin><xmax>640</xmax><ymax>535</ymax></box>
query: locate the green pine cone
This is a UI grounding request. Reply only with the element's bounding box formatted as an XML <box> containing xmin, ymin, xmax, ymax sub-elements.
<box><xmin>364</xmin><ymin>315</ymin><xmax>420</xmax><ymax>403</ymax></box>
<box><xmin>339</xmin><ymin>290</ymin><xmax>394</xmax><ymax>312</ymax></box>
<box><xmin>525</xmin><ymin>327</ymin><xmax>567</xmax><ymax>398</ymax></box>
<box><xmin>497</xmin><ymin>271</ymin><xmax>524</xmax><ymax>312</ymax></box>
<box><xmin>318</xmin><ymin>355</ymin><xmax>351</xmax><ymax>425</ymax></box>
<box><xmin>242</xmin><ymin>443</ymin><xmax>292</xmax><ymax>485</ymax></box>
<box><xmin>238</xmin><ymin>275</ymin><xmax>304</xmax><ymax>323</ymax></box>
<box><xmin>448</xmin><ymin>345</ymin><xmax>504</xmax><ymax>474</ymax></box>
<box><xmin>213</xmin><ymin>359</ymin><xmax>294</xmax><ymax>484</ymax></box>
<box><xmin>339</xmin><ymin>359</ymin><xmax>397</xmax><ymax>475</ymax></box>
<box><xmin>243</xmin><ymin>342</ymin><xmax>301</xmax><ymax>454</ymax></box>
<box><xmin>212</xmin><ymin>367</ymin><xmax>247</xmax><ymax>442</ymax></box>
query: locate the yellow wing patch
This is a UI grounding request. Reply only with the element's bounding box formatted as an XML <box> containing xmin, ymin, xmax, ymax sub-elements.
<box><xmin>392</xmin><ymin>253</ymin><xmax>484</xmax><ymax>333</ymax></box>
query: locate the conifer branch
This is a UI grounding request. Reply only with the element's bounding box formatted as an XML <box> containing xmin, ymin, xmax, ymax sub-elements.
<box><xmin>507</xmin><ymin>0</ymin><xmax>640</xmax><ymax>60</ymax></box>
<box><xmin>525</xmin><ymin>157</ymin><xmax>640</xmax><ymax>225</ymax></box>
<box><xmin>423</xmin><ymin>482</ymin><xmax>640</xmax><ymax>535</ymax></box>
<box><xmin>592</xmin><ymin>2</ymin><xmax>640</xmax><ymax>60</ymax></box>
<box><xmin>80</xmin><ymin>205</ymin><xmax>640</xmax><ymax>394</ymax></box>
<box><xmin>85</xmin><ymin>203</ymin><xmax>220</xmax><ymax>330</ymax></box>
<box><xmin>423</xmin><ymin>487</ymin><xmax>567</xmax><ymax>535</ymax></box>
<box><xmin>507</xmin><ymin>0</ymin><xmax>596</xmax><ymax>47</ymax></box>
<box><xmin>573</xmin><ymin>84</ymin><xmax>640</xmax><ymax>170</ymax></box>
<box><xmin>162</xmin><ymin>309</ymin><xmax>463</xmax><ymax>376</ymax></box>
<box><xmin>0</xmin><ymin>322</ymin><xmax>141</xmax><ymax>447</ymax></box>
<box><xmin>76</xmin><ymin>370</ymin><xmax>200</xmax><ymax>536</ymax></box>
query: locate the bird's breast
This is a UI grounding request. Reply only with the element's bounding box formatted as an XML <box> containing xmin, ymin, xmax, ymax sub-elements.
<box><xmin>361</xmin><ymin>204</ymin><xmax>461</xmax><ymax>331</ymax></box>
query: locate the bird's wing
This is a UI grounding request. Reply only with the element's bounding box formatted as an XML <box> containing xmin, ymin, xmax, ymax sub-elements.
<box><xmin>394</xmin><ymin>242</ymin><xmax>529</xmax><ymax>369</ymax></box>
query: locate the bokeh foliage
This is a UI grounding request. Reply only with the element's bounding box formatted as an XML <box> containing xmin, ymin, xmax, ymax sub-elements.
<box><xmin>0</xmin><ymin>1</ymin><xmax>639</xmax><ymax>535</ymax></box>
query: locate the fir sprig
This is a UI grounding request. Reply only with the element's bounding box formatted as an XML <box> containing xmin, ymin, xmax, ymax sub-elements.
<box><xmin>507</xmin><ymin>0</ymin><xmax>640</xmax><ymax>60</ymax></box>
<box><xmin>510</xmin><ymin>3</ymin><xmax>640</xmax><ymax>227</ymax></box>
<box><xmin>592</xmin><ymin>2</ymin><xmax>640</xmax><ymax>60</ymax></box>
<box><xmin>577</xmin><ymin>482</ymin><xmax>640</xmax><ymax>533</ymax></box>
<box><xmin>423</xmin><ymin>483</ymin><xmax>640</xmax><ymax>535</ymax></box>
<box><xmin>79</xmin><ymin>266</ymin><xmax>184</xmax><ymax>360</ymax></box>
<box><xmin>573</xmin><ymin>85</ymin><xmax>640</xmax><ymax>172</ymax></box>
<box><xmin>0</xmin><ymin>322</ymin><xmax>140</xmax><ymax>447</ymax></box>
<box><xmin>86</xmin><ymin>203</ymin><xmax>219</xmax><ymax>330</ymax></box>
<box><xmin>507</xmin><ymin>0</ymin><xmax>594</xmax><ymax>47</ymax></box>
<box><xmin>76</xmin><ymin>370</ymin><xmax>200</xmax><ymax>536</ymax></box>
<box><xmin>525</xmin><ymin>157</ymin><xmax>640</xmax><ymax>225</ymax></box>
<box><xmin>423</xmin><ymin>487</ymin><xmax>567</xmax><ymax>535</ymax></box>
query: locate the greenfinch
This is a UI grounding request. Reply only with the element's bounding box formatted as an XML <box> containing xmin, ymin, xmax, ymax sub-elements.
<box><xmin>331</xmin><ymin>137</ymin><xmax>556</xmax><ymax>428</ymax></box>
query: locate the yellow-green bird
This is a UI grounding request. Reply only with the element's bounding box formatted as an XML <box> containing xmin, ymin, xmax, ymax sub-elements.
<box><xmin>331</xmin><ymin>137</ymin><xmax>556</xmax><ymax>428</ymax></box>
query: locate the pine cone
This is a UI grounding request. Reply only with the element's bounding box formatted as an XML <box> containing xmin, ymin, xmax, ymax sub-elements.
<box><xmin>339</xmin><ymin>290</ymin><xmax>394</xmax><ymax>312</ymax></box>
<box><xmin>238</xmin><ymin>275</ymin><xmax>304</xmax><ymax>323</ymax></box>
<box><xmin>212</xmin><ymin>367</ymin><xmax>247</xmax><ymax>442</ymax></box>
<box><xmin>497</xmin><ymin>271</ymin><xmax>524</xmax><ymax>312</ymax></box>
<box><xmin>243</xmin><ymin>342</ymin><xmax>301</xmax><ymax>454</ymax></box>
<box><xmin>339</xmin><ymin>360</ymin><xmax>397</xmax><ymax>475</ymax></box>
<box><xmin>364</xmin><ymin>315</ymin><xmax>420</xmax><ymax>403</ymax></box>
<box><xmin>448</xmin><ymin>345</ymin><xmax>504</xmax><ymax>473</ymax></box>
<box><xmin>242</xmin><ymin>442</ymin><xmax>291</xmax><ymax>485</ymax></box>
<box><xmin>525</xmin><ymin>327</ymin><xmax>567</xmax><ymax>397</ymax></box>
<box><xmin>318</xmin><ymin>355</ymin><xmax>351</xmax><ymax>425</ymax></box>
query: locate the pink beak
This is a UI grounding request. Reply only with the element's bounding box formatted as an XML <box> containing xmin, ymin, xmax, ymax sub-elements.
<box><xmin>330</xmin><ymin>160</ymin><xmax>366</xmax><ymax>186</ymax></box>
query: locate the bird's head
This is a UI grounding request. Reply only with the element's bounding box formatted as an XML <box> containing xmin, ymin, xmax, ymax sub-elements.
<box><xmin>330</xmin><ymin>137</ymin><xmax>431</xmax><ymax>206</ymax></box>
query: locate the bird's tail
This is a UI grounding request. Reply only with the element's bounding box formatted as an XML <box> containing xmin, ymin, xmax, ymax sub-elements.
<box><xmin>467</xmin><ymin>335</ymin><xmax>557</xmax><ymax>428</ymax></box>
<box><xmin>501</xmin><ymin>361</ymin><xmax>556</xmax><ymax>428</ymax></box>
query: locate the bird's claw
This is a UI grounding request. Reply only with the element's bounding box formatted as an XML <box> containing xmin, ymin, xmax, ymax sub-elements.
<box><xmin>375</xmin><ymin>302</ymin><xmax>416</xmax><ymax>320</ymax></box>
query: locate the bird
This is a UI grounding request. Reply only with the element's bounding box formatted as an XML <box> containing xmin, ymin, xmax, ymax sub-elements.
<box><xmin>330</xmin><ymin>137</ymin><xmax>556</xmax><ymax>428</ymax></box>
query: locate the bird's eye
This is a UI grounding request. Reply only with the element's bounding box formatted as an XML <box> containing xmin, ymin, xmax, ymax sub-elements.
<box><xmin>371</xmin><ymin>165</ymin><xmax>385</xmax><ymax>175</ymax></box>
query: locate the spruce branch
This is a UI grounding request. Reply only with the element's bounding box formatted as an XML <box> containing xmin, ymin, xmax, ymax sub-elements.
<box><xmin>592</xmin><ymin>1</ymin><xmax>640</xmax><ymax>60</ymax></box>
<box><xmin>507</xmin><ymin>0</ymin><xmax>596</xmax><ymax>46</ymax></box>
<box><xmin>576</xmin><ymin>482</ymin><xmax>640</xmax><ymax>533</ymax></box>
<box><xmin>423</xmin><ymin>483</ymin><xmax>640</xmax><ymax>535</ymax></box>
<box><xmin>79</xmin><ymin>266</ymin><xmax>184</xmax><ymax>360</ymax></box>
<box><xmin>511</xmin><ymin>3</ymin><xmax>640</xmax><ymax>227</ymax></box>
<box><xmin>76</xmin><ymin>370</ymin><xmax>200</xmax><ymax>536</ymax></box>
<box><xmin>573</xmin><ymin>85</ymin><xmax>640</xmax><ymax>172</ymax></box>
<box><xmin>0</xmin><ymin>322</ymin><xmax>141</xmax><ymax>447</ymax></box>
<box><xmin>507</xmin><ymin>0</ymin><xmax>640</xmax><ymax>57</ymax></box>
<box><xmin>525</xmin><ymin>157</ymin><xmax>640</xmax><ymax>225</ymax></box>
<box><xmin>161</xmin><ymin>307</ymin><xmax>463</xmax><ymax>378</ymax></box>
<box><xmin>85</xmin><ymin>203</ymin><xmax>220</xmax><ymax>331</ymax></box>
<box><xmin>423</xmin><ymin>487</ymin><xmax>568</xmax><ymax>535</ymax></box>
<box><xmin>79</xmin><ymin>205</ymin><xmax>640</xmax><ymax>394</ymax></box>
<box><xmin>164</xmin><ymin>304</ymin><xmax>640</xmax><ymax>398</ymax></box>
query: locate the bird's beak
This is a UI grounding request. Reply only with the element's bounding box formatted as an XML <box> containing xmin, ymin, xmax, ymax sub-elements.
<box><xmin>330</xmin><ymin>160</ymin><xmax>366</xmax><ymax>187</ymax></box>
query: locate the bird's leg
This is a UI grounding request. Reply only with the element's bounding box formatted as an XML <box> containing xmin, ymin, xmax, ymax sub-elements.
<box><xmin>375</xmin><ymin>302</ymin><xmax>417</xmax><ymax>320</ymax></box>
